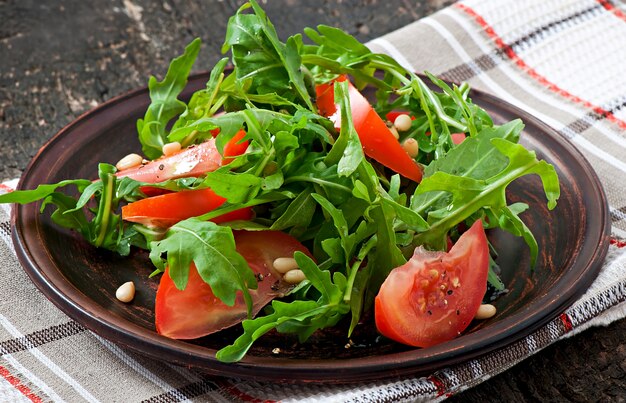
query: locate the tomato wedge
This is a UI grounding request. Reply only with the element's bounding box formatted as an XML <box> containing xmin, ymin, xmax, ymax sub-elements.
<box><xmin>221</xmin><ymin>129</ymin><xmax>249</xmax><ymax>165</ymax></box>
<box><xmin>121</xmin><ymin>188</ymin><xmax>252</xmax><ymax>228</ymax></box>
<box><xmin>155</xmin><ymin>230</ymin><xmax>313</xmax><ymax>339</ymax></box>
<box><xmin>316</xmin><ymin>77</ymin><xmax>423</xmax><ymax>182</ymax></box>
<box><xmin>451</xmin><ymin>132</ymin><xmax>467</xmax><ymax>145</ymax></box>
<box><xmin>375</xmin><ymin>220</ymin><xmax>489</xmax><ymax>347</ymax></box>
<box><xmin>115</xmin><ymin>132</ymin><xmax>249</xmax><ymax>193</ymax></box>
<box><xmin>116</xmin><ymin>138</ymin><xmax>222</xmax><ymax>184</ymax></box>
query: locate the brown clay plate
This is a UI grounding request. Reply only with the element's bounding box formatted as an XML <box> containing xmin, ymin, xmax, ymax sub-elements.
<box><xmin>12</xmin><ymin>73</ymin><xmax>610</xmax><ymax>383</ymax></box>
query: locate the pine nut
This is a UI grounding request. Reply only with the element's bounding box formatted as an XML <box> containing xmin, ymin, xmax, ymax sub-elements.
<box><xmin>115</xmin><ymin>153</ymin><xmax>143</xmax><ymax>171</ymax></box>
<box><xmin>402</xmin><ymin>138</ymin><xmax>419</xmax><ymax>158</ymax></box>
<box><xmin>116</xmin><ymin>281</ymin><xmax>136</xmax><ymax>303</ymax></box>
<box><xmin>474</xmin><ymin>304</ymin><xmax>497</xmax><ymax>320</ymax></box>
<box><xmin>389</xmin><ymin>125</ymin><xmax>399</xmax><ymax>140</ymax></box>
<box><xmin>283</xmin><ymin>269</ymin><xmax>306</xmax><ymax>284</ymax></box>
<box><xmin>162</xmin><ymin>141</ymin><xmax>181</xmax><ymax>156</ymax></box>
<box><xmin>394</xmin><ymin>114</ymin><xmax>412</xmax><ymax>132</ymax></box>
<box><xmin>273</xmin><ymin>257</ymin><xmax>298</xmax><ymax>274</ymax></box>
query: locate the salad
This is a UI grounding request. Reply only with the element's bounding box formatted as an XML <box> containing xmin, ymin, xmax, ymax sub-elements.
<box><xmin>0</xmin><ymin>1</ymin><xmax>560</xmax><ymax>363</ymax></box>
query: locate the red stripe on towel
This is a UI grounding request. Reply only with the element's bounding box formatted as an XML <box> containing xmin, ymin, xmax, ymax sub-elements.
<box><xmin>559</xmin><ymin>313</ymin><xmax>574</xmax><ymax>333</ymax></box>
<box><xmin>0</xmin><ymin>365</ymin><xmax>43</xmax><ymax>403</ymax></box>
<box><xmin>455</xmin><ymin>3</ymin><xmax>626</xmax><ymax>130</ymax></box>
<box><xmin>610</xmin><ymin>238</ymin><xmax>626</xmax><ymax>248</ymax></box>
<box><xmin>0</xmin><ymin>183</ymin><xmax>14</xmax><ymax>193</ymax></box>
<box><xmin>596</xmin><ymin>0</ymin><xmax>626</xmax><ymax>22</ymax></box>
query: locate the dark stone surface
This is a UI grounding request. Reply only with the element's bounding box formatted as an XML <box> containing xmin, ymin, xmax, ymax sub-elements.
<box><xmin>1</xmin><ymin>0</ymin><xmax>621</xmax><ymax>400</ymax></box>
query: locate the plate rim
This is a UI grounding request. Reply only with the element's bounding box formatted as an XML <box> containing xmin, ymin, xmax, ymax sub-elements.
<box><xmin>10</xmin><ymin>72</ymin><xmax>612</xmax><ymax>383</ymax></box>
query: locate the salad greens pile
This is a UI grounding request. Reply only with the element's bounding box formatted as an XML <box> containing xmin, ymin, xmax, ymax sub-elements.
<box><xmin>0</xmin><ymin>0</ymin><xmax>559</xmax><ymax>362</ymax></box>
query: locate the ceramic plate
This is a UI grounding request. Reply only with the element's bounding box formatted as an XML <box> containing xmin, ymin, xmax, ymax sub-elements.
<box><xmin>11</xmin><ymin>73</ymin><xmax>610</xmax><ymax>383</ymax></box>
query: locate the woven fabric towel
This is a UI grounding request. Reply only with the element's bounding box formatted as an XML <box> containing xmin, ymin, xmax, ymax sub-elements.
<box><xmin>3</xmin><ymin>0</ymin><xmax>626</xmax><ymax>401</ymax></box>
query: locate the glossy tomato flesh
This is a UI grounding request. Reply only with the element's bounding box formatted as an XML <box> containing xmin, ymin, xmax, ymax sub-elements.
<box><xmin>375</xmin><ymin>220</ymin><xmax>489</xmax><ymax>347</ymax></box>
<box><xmin>121</xmin><ymin>188</ymin><xmax>253</xmax><ymax>228</ymax></box>
<box><xmin>116</xmin><ymin>131</ymin><xmax>249</xmax><ymax>196</ymax></box>
<box><xmin>155</xmin><ymin>230</ymin><xmax>313</xmax><ymax>339</ymax></box>
<box><xmin>316</xmin><ymin>77</ymin><xmax>423</xmax><ymax>183</ymax></box>
<box><xmin>115</xmin><ymin>138</ymin><xmax>222</xmax><ymax>184</ymax></box>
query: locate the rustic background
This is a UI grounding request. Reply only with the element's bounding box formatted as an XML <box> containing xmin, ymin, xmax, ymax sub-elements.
<box><xmin>1</xmin><ymin>0</ymin><xmax>624</xmax><ymax>400</ymax></box>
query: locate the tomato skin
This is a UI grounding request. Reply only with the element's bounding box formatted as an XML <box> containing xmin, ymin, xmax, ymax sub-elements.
<box><xmin>155</xmin><ymin>230</ymin><xmax>313</xmax><ymax>339</ymax></box>
<box><xmin>116</xmin><ymin>138</ymin><xmax>223</xmax><ymax>183</ymax></box>
<box><xmin>121</xmin><ymin>188</ymin><xmax>253</xmax><ymax>227</ymax></box>
<box><xmin>116</xmin><ymin>131</ymin><xmax>249</xmax><ymax>185</ymax></box>
<box><xmin>316</xmin><ymin>77</ymin><xmax>423</xmax><ymax>183</ymax></box>
<box><xmin>221</xmin><ymin>129</ymin><xmax>249</xmax><ymax>165</ymax></box>
<box><xmin>375</xmin><ymin>220</ymin><xmax>489</xmax><ymax>347</ymax></box>
<box><xmin>451</xmin><ymin>133</ymin><xmax>466</xmax><ymax>145</ymax></box>
<box><xmin>385</xmin><ymin>111</ymin><xmax>413</xmax><ymax>123</ymax></box>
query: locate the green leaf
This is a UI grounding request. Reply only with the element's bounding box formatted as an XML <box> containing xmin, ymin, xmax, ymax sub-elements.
<box><xmin>294</xmin><ymin>251</ymin><xmax>342</xmax><ymax>304</ymax></box>
<box><xmin>42</xmin><ymin>192</ymin><xmax>91</xmax><ymax>236</ymax></box>
<box><xmin>331</xmin><ymin>80</ymin><xmax>365</xmax><ymax>177</ymax></box>
<box><xmin>222</xmin><ymin>0</ymin><xmax>313</xmax><ymax>110</ymax></box>
<box><xmin>215</xmin><ymin>299</ymin><xmax>326</xmax><ymax>362</ymax></box>
<box><xmin>380</xmin><ymin>197</ymin><xmax>429</xmax><ymax>232</ymax></box>
<box><xmin>148</xmin><ymin>219</ymin><xmax>256</xmax><ymax>311</ymax></box>
<box><xmin>202</xmin><ymin>171</ymin><xmax>262</xmax><ymax>204</ymax></box>
<box><xmin>0</xmin><ymin>179</ymin><xmax>91</xmax><ymax>204</ymax></box>
<box><xmin>413</xmin><ymin>138</ymin><xmax>560</xmax><ymax>254</ymax></box>
<box><xmin>172</xmin><ymin>57</ymin><xmax>230</xmax><ymax>137</ymax></box>
<box><xmin>138</xmin><ymin>38</ymin><xmax>201</xmax><ymax>159</ymax></box>
<box><xmin>270</xmin><ymin>188</ymin><xmax>317</xmax><ymax>232</ymax></box>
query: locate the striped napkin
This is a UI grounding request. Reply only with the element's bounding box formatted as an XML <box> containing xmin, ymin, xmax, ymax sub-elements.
<box><xmin>3</xmin><ymin>0</ymin><xmax>626</xmax><ymax>401</ymax></box>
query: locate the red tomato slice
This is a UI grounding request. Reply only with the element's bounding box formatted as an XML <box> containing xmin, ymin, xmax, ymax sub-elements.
<box><xmin>121</xmin><ymin>188</ymin><xmax>253</xmax><ymax>227</ymax></box>
<box><xmin>155</xmin><ymin>230</ymin><xmax>313</xmax><ymax>339</ymax></box>
<box><xmin>385</xmin><ymin>111</ymin><xmax>413</xmax><ymax>122</ymax></box>
<box><xmin>375</xmin><ymin>220</ymin><xmax>489</xmax><ymax>348</ymax></box>
<box><xmin>316</xmin><ymin>77</ymin><xmax>423</xmax><ymax>182</ymax></box>
<box><xmin>115</xmin><ymin>131</ymin><xmax>249</xmax><ymax>193</ymax></box>
<box><xmin>221</xmin><ymin>129</ymin><xmax>249</xmax><ymax>165</ymax></box>
<box><xmin>451</xmin><ymin>132</ymin><xmax>466</xmax><ymax>145</ymax></box>
<box><xmin>116</xmin><ymin>138</ymin><xmax>222</xmax><ymax>184</ymax></box>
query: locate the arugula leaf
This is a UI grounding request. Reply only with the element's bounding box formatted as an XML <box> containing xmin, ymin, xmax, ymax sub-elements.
<box><xmin>202</xmin><ymin>171</ymin><xmax>262</xmax><ymax>204</ymax></box>
<box><xmin>149</xmin><ymin>218</ymin><xmax>256</xmax><ymax>312</ymax></box>
<box><xmin>215</xmin><ymin>300</ymin><xmax>324</xmax><ymax>362</ymax></box>
<box><xmin>270</xmin><ymin>188</ymin><xmax>317</xmax><ymax>235</ymax></box>
<box><xmin>334</xmin><ymin>80</ymin><xmax>365</xmax><ymax>177</ymax></box>
<box><xmin>42</xmin><ymin>192</ymin><xmax>91</xmax><ymax>236</ymax></box>
<box><xmin>172</xmin><ymin>57</ymin><xmax>230</xmax><ymax>145</ymax></box>
<box><xmin>217</xmin><ymin>252</ymin><xmax>349</xmax><ymax>363</ymax></box>
<box><xmin>0</xmin><ymin>179</ymin><xmax>92</xmax><ymax>204</ymax></box>
<box><xmin>411</xmin><ymin>120</ymin><xmax>524</xmax><ymax>216</ymax></box>
<box><xmin>0</xmin><ymin>164</ymin><xmax>141</xmax><ymax>255</ymax></box>
<box><xmin>222</xmin><ymin>0</ymin><xmax>313</xmax><ymax>110</ymax></box>
<box><xmin>137</xmin><ymin>38</ymin><xmax>201</xmax><ymax>159</ymax></box>
<box><xmin>413</xmin><ymin>138</ymin><xmax>560</xmax><ymax>256</ymax></box>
